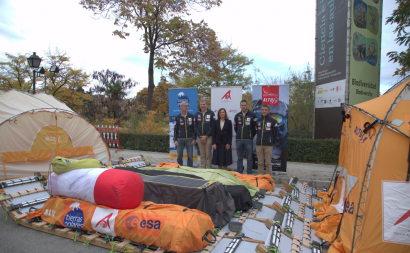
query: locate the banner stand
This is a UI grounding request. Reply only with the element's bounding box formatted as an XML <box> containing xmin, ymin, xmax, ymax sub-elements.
<box><xmin>252</xmin><ymin>85</ymin><xmax>289</xmax><ymax>174</ymax></box>
<box><xmin>168</xmin><ymin>88</ymin><xmax>198</xmax><ymax>167</ymax></box>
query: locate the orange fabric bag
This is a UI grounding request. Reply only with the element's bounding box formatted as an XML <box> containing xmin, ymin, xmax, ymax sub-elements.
<box><xmin>230</xmin><ymin>171</ymin><xmax>275</xmax><ymax>191</ymax></box>
<box><xmin>156</xmin><ymin>162</ymin><xmax>180</xmax><ymax>168</ymax></box>
<box><xmin>311</xmin><ymin>214</ymin><xmax>342</xmax><ymax>243</ymax></box>
<box><xmin>27</xmin><ymin>196</ymin><xmax>214</xmax><ymax>253</ymax></box>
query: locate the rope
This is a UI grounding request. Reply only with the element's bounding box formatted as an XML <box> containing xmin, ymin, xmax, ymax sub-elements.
<box><xmin>72</xmin><ymin>231</ymin><xmax>77</xmax><ymax>242</ymax></box>
<box><xmin>109</xmin><ymin>241</ymin><xmax>120</xmax><ymax>253</ymax></box>
<box><xmin>123</xmin><ymin>244</ymin><xmax>134</xmax><ymax>253</ymax></box>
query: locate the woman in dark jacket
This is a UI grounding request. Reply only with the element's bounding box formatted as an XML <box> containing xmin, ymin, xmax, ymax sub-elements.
<box><xmin>212</xmin><ymin>108</ymin><xmax>233</xmax><ymax>169</ymax></box>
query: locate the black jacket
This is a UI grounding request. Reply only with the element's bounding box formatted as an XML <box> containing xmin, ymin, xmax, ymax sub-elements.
<box><xmin>233</xmin><ymin>110</ymin><xmax>257</xmax><ymax>140</ymax></box>
<box><xmin>255</xmin><ymin>115</ymin><xmax>277</xmax><ymax>146</ymax></box>
<box><xmin>194</xmin><ymin>109</ymin><xmax>215</xmax><ymax>137</ymax></box>
<box><xmin>173</xmin><ymin>113</ymin><xmax>196</xmax><ymax>141</ymax></box>
<box><xmin>212</xmin><ymin>120</ymin><xmax>232</xmax><ymax>145</ymax></box>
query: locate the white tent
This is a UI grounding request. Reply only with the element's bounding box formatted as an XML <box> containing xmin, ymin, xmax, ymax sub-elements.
<box><xmin>0</xmin><ymin>90</ymin><xmax>110</xmax><ymax>180</ymax></box>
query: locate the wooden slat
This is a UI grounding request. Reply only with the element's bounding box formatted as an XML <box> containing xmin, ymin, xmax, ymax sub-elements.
<box><xmin>116</xmin><ymin>239</ymin><xmax>131</xmax><ymax>249</ymax></box>
<box><xmin>279</xmin><ymin>190</ymin><xmax>288</xmax><ymax>198</ymax></box>
<box><xmin>282</xmin><ymin>181</ymin><xmax>294</xmax><ymax>191</ymax></box>
<box><xmin>255</xmin><ymin>244</ymin><xmax>269</xmax><ymax>253</ymax></box>
<box><xmin>243</xmin><ymin>238</ymin><xmax>264</xmax><ymax>244</ymax></box>
<box><xmin>34</xmin><ymin>221</ymin><xmax>47</xmax><ymax>228</ymax></box>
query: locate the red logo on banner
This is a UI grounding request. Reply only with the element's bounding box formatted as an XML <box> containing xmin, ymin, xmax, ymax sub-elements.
<box><xmin>221</xmin><ymin>90</ymin><xmax>231</xmax><ymax>100</ymax></box>
<box><xmin>96</xmin><ymin>213</ymin><xmax>113</xmax><ymax>229</ymax></box>
<box><xmin>262</xmin><ymin>86</ymin><xmax>279</xmax><ymax>105</ymax></box>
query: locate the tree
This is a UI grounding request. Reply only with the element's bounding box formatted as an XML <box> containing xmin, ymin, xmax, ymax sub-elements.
<box><xmin>42</xmin><ymin>48</ymin><xmax>92</xmax><ymax>112</ymax></box>
<box><xmin>386</xmin><ymin>0</ymin><xmax>410</xmax><ymax>76</ymax></box>
<box><xmin>90</xmin><ymin>69</ymin><xmax>139</xmax><ymax>122</ymax></box>
<box><xmin>173</xmin><ymin>44</ymin><xmax>253</xmax><ymax>97</ymax></box>
<box><xmin>286</xmin><ymin>66</ymin><xmax>315</xmax><ymax>139</ymax></box>
<box><xmin>0</xmin><ymin>50</ymin><xmax>93</xmax><ymax>114</ymax></box>
<box><xmin>80</xmin><ymin>0</ymin><xmax>222</xmax><ymax>111</ymax></box>
<box><xmin>136</xmin><ymin>76</ymin><xmax>175</xmax><ymax>114</ymax></box>
<box><xmin>0</xmin><ymin>53</ymin><xmax>32</xmax><ymax>90</ymax></box>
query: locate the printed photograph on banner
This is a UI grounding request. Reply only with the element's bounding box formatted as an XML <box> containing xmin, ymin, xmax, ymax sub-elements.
<box><xmin>168</xmin><ymin>88</ymin><xmax>198</xmax><ymax>166</ymax></box>
<box><xmin>382</xmin><ymin>181</ymin><xmax>410</xmax><ymax>245</ymax></box>
<box><xmin>252</xmin><ymin>85</ymin><xmax>289</xmax><ymax>173</ymax></box>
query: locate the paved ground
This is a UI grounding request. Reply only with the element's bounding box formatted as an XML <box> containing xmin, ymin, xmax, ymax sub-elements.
<box><xmin>0</xmin><ymin>149</ymin><xmax>335</xmax><ymax>252</ymax></box>
<box><xmin>110</xmin><ymin>148</ymin><xmax>336</xmax><ymax>189</ymax></box>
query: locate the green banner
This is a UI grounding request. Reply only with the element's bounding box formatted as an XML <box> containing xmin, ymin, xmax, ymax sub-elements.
<box><xmin>349</xmin><ymin>0</ymin><xmax>382</xmax><ymax>105</ymax></box>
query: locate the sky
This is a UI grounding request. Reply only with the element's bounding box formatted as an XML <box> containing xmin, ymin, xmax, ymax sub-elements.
<box><xmin>0</xmin><ymin>0</ymin><xmax>404</xmax><ymax>97</ymax></box>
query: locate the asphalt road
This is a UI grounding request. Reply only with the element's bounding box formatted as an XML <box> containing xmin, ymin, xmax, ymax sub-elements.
<box><xmin>0</xmin><ymin>209</ymin><xmax>111</xmax><ymax>253</ymax></box>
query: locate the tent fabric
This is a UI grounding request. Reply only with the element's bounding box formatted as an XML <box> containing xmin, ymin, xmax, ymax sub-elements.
<box><xmin>118</xmin><ymin>169</ymin><xmax>233</xmax><ymax>228</ymax></box>
<box><xmin>229</xmin><ymin>171</ymin><xmax>275</xmax><ymax>191</ymax></box>
<box><xmin>331</xmin><ymin>79</ymin><xmax>410</xmax><ymax>253</ymax></box>
<box><xmin>26</xmin><ymin>197</ymin><xmax>214</xmax><ymax>253</ymax></box>
<box><xmin>224</xmin><ymin>185</ymin><xmax>253</xmax><ymax>211</ymax></box>
<box><xmin>139</xmin><ymin>166</ymin><xmax>260</xmax><ymax>196</ymax></box>
<box><xmin>117</xmin><ymin>166</ymin><xmax>204</xmax><ymax>180</ymax></box>
<box><xmin>0</xmin><ymin>90</ymin><xmax>110</xmax><ymax>180</ymax></box>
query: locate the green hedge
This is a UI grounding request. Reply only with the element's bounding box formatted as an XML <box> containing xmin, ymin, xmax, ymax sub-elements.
<box><xmin>119</xmin><ymin>133</ymin><xmax>169</xmax><ymax>152</ymax></box>
<box><xmin>287</xmin><ymin>137</ymin><xmax>340</xmax><ymax>164</ymax></box>
<box><xmin>118</xmin><ymin>133</ymin><xmax>340</xmax><ymax>164</ymax></box>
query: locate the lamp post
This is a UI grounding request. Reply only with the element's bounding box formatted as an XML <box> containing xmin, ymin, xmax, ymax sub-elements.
<box><xmin>27</xmin><ymin>52</ymin><xmax>42</xmax><ymax>94</ymax></box>
<box><xmin>27</xmin><ymin>52</ymin><xmax>60</xmax><ymax>94</ymax></box>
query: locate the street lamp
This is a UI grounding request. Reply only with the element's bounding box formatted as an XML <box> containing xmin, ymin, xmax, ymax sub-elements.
<box><xmin>27</xmin><ymin>52</ymin><xmax>60</xmax><ymax>94</ymax></box>
<box><xmin>27</xmin><ymin>52</ymin><xmax>42</xmax><ymax>94</ymax></box>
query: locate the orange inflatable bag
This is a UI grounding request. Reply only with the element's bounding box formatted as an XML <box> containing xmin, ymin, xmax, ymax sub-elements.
<box><xmin>27</xmin><ymin>196</ymin><xmax>214</xmax><ymax>253</ymax></box>
<box><xmin>230</xmin><ymin>171</ymin><xmax>275</xmax><ymax>191</ymax></box>
<box><xmin>156</xmin><ymin>162</ymin><xmax>180</xmax><ymax>168</ymax></box>
<box><xmin>311</xmin><ymin>214</ymin><xmax>342</xmax><ymax>243</ymax></box>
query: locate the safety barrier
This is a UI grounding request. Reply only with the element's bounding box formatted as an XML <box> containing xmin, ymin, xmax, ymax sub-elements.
<box><xmin>96</xmin><ymin>125</ymin><xmax>123</xmax><ymax>152</ymax></box>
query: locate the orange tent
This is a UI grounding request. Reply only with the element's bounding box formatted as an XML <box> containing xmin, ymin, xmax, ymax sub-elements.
<box><xmin>328</xmin><ymin>77</ymin><xmax>410</xmax><ymax>252</ymax></box>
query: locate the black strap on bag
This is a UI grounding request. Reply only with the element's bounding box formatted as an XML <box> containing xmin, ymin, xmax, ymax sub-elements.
<box><xmin>331</xmin><ymin>199</ymin><xmax>347</xmax><ymax>243</ymax></box>
<box><xmin>328</xmin><ymin>172</ymin><xmax>340</xmax><ymax>201</ymax></box>
<box><xmin>202</xmin><ymin>230</ymin><xmax>217</xmax><ymax>244</ymax></box>
<box><xmin>316</xmin><ymin>213</ymin><xmax>342</xmax><ymax>222</ymax></box>
<box><xmin>363</xmin><ymin>119</ymin><xmax>378</xmax><ymax>134</ymax></box>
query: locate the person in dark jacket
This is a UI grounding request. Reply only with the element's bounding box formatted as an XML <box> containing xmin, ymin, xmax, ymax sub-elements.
<box><xmin>174</xmin><ymin>102</ymin><xmax>196</xmax><ymax>167</ymax></box>
<box><xmin>255</xmin><ymin>104</ymin><xmax>278</xmax><ymax>175</ymax></box>
<box><xmin>234</xmin><ymin>100</ymin><xmax>257</xmax><ymax>174</ymax></box>
<box><xmin>212</xmin><ymin>108</ymin><xmax>232</xmax><ymax>169</ymax></box>
<box><xmin>194</xmin><ymin>99</ymin><xmax>215</xmax><ymax>168</ymax></box>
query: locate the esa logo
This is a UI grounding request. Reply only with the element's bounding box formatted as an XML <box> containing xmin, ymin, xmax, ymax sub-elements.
<box><xmin>344</xmin><ymin>201</ymin><xmax>354</xmax><ymax>215</ymax></box>
<box><xmin>125</xmin><ymin>215</ymin><xmax>161</xmax><ymax>230</ymax></box>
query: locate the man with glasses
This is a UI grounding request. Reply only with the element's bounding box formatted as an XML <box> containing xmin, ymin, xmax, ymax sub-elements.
<box><xmin>174</xmin><ymin>102</ymin><xmax>196</xmax><ymax>167</ymax></box>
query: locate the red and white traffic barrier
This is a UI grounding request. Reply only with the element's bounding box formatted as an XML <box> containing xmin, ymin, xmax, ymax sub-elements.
<box><xmin>96</xmin><ymin>124</ymin><xmax>123</xmax><ymax>152</ymax></box>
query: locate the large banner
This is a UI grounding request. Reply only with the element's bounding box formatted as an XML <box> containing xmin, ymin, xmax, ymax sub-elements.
<box><xmin>252</xmin><ymin>85</ymin><xmax>289</xmax><ymax>173</ymax></box>
<box><xmin>314</xmin><ymin>0</ymin><xmax>348</xmax><ymax>139</ymax></box>
<box><xmin>211</xmin><ymin>86</ymin><xmax>242</xmax><ymax>170</ymax></box>
<box><xmin>315</xmin><ymin>0</ymin><xmax>347</xmax><ymax>86</ymax></box>
<box><xmin>168</xmin><ymin>88</ymin><xmax>198</xmax><ymax>166</ymax></box>
<box><xmin>349</xmin><ymin>0</ymin><xmax>382</xmax><ymax>104</ymax></box>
